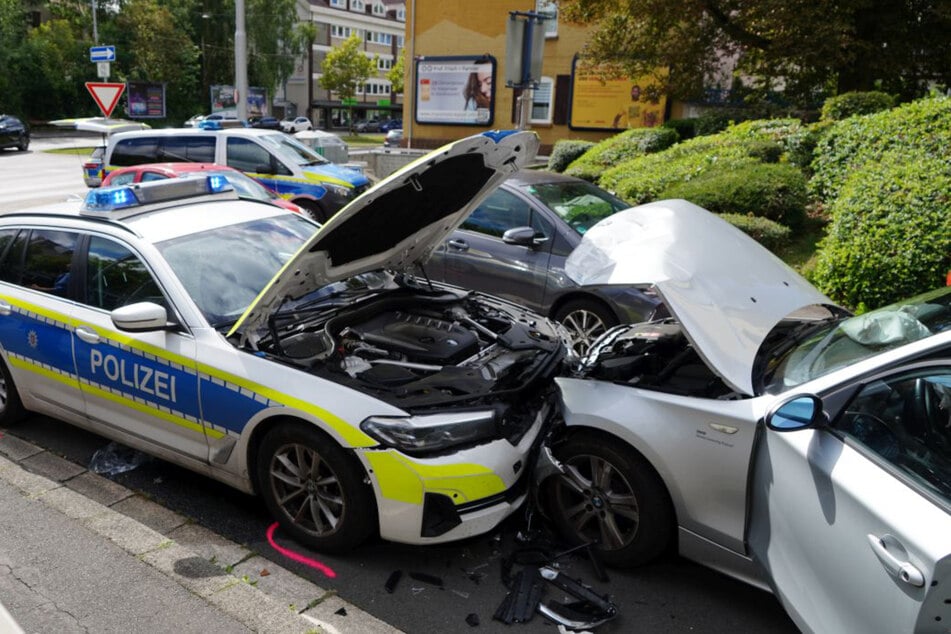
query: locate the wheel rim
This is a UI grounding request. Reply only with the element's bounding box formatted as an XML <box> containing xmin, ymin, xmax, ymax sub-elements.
<box><xmin>0</xmin><ymin>371</ymin><xmax>7</xmax><ymax>413</ymax></box>
<box><xmin>560</xmin><ymin>309</ymin><xmax>608</xmax><ymax>355</ymax></box>
<box><xmin>554</xmin><ymin>453</ymin><xmax>640</xmax><ymax>551</ymax></box>
<box><xmin>269</xmin><ymin>442</ymin><xmax>345</xmax><ymax>538</ymax></box>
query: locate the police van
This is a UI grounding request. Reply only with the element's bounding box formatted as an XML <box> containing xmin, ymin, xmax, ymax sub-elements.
<box><xmin>102</xmin><ymin>126</ymin><xmax>370</xmax><ymax>221</ymax></box>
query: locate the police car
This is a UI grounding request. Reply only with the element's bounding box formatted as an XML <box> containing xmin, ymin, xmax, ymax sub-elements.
<box><xmin>0</xmin><ymin>131</ymin><xmax>569</xmax><ymax>551</ymax></box>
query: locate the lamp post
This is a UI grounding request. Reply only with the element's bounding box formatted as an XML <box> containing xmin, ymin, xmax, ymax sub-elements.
<box><xmin>235</xmin><ymin>0</ymin><xmax>248</xmax><ymax>121</ymax></box>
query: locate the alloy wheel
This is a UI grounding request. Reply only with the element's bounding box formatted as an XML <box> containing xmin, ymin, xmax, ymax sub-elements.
<box><xmin>555</xmin><ymin>453</ymin><xmax>640</xmax><ymax>551</ymax></box>
<box><xmin>269</xmin><ymin>442</ymin><xmax>345</xmax><ymax>537</ymax></box>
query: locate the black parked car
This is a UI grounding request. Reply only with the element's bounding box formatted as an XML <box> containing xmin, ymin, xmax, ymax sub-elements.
<box><xmin>427</xmin><ymin>170</ymin><xmax>665</xmax><ymax>354</ymax></box>
<box><xmin>248</xmin><ymin>116</ymin><xmax>282</xmax><ymax>130</ymax></box>
<box><xmin>0</xmin><ymin>115</ymin><xmax>29</xmax><ymax>151</ymax></box>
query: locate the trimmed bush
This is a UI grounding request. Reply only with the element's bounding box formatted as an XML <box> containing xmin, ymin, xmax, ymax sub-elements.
<box><xmin>564</xmin><ymin>127</ymin><xmax>679</xmax><ymax>182</ymax></box>
<box><xmin>661</xmin><ymin>162</ymin><xmax>808</xmax><ymax>227</ymax></box>
<box><xmin>599</xmin><ymin>118</ymin><xmax>806</xmax><ymax>204</ymax></box>
<box><xmin>820</xmin><ymin>91</ymin><xmax>895</xmax><ymax>122</ymax></box>
<box><xmin>810</xmin><ymin>96</ymin><xmax>951</xmax><ymax>202</ymax></box>
<box><xmin>720</xmin><ymin>213</ymin><xmax>792</xmax><ymax>251</ymax></box>
<box><xmin>547</xmin><ymin>139</ymin><xmax>596</xmax><ymax>173</ymax></box>
<box><xmin>663</xmin><ymin>118</ymin><xmax>697</xmax><ymax>140</ymax></box>
<box><xmin>810</xmin><ymin>153</ymin><xmax>951</xmax><ymax>311</ymax></box>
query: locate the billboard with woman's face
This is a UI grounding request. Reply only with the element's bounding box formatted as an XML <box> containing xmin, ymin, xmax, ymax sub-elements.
<box><xmin>415</xmin><ymin>56</ymin><xmax>496</xmax><ymax>126</ymax></box>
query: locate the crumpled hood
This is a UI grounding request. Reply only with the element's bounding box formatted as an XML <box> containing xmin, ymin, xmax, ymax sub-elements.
<box><xmin>229</xmin><ymin>130</ymin><xmax>539</xmax><ymax>341</ymax></box>
<box><xmin>565</xmin><ymin>199</ymin><xmax>835</xmax><ymax>395</ymax></box>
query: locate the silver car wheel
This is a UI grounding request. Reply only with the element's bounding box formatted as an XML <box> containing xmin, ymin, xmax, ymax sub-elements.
<box><xmin>560</xmin><ymin>309</ymin><xmax>609</xmax><ymax>356</ymax></box>
<box><xmin>557</xmin><ymin>454</ymin><xmax>640</xmax><ymax>550</ymax></box>
<box><xmin>269</xmin><ymin>442</ymin><xmax>345</xmax><ymax>537</ymax></box>
<box><xmin>0</xmin><ymin>370</ymin><xmax>8</xmax><ymax>413</ymax></box>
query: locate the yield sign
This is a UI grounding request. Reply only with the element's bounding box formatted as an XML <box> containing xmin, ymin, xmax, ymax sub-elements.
<box><xmin>85</xmin><ymin>82</ymin><xmax>126</xmax><ymax>118</ymax></box>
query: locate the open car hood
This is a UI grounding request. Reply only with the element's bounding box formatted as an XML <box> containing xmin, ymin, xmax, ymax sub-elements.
<box><xmin>565</xmin><ymin>199</ymin><xmax>835</xmax><ymax>395</ymax></box>
<box><xmin>50</xmin><ymin>117</ymin><xmax>152</xmax><ymax>135</ymax></box>
<box><xmin>230</xmin><ymin>130</ymin><xmax>539</xmax><ymax>340</ymax></box>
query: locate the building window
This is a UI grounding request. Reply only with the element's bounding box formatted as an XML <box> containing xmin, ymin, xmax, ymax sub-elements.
<box><xmin>397</xmin><ymin>8</ymin><xmax>405</xmax><ymax>21</ymax></box>
<box><xmin>378</xmin><ymin>58</ymin><xmax>393</xmax><ymax>71</ymax></box>
<box><xmin>331</xmin><ymin>25</ymin><xmax>352</xmax><ymax>39</ymax></box>
<box><xmin>397</xmin><ymin>35</ymin><xmax>404</xmax><ymax>48</ymax></box>
<box><xmin>531</xmin><ymin>77</ymin><xmax>553</xmax><ymax>124</ymax></box>
<box><xmin>329</xmin><ymin>0</ymin><xmax>345</xmax><ymax>7</ymax></box>
<box><xmin>372</xmin><ymin>2</ymin><xmax>385</xmax><ymax>16</ymax></box>
<box><xmin>351</xmin><ymin>0</ymin><xmax>365</xmax><ymax>12</ymax></box>
<box><xmin>536</xmin><ymin>0</ymin><xmax>557</xmax><ymax>38</ymax></box>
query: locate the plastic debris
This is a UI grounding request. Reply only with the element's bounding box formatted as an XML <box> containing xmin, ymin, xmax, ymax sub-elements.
<box><xmin>334</xmin><ymin>607</ymin><xmax>347</xmax><ymax>616</ymax></box>
<box><xmin>465</xmin><ymin>613</ymin><xmax>480</xmax><ymax>627</ymax></box>
<box><xmin>384</xmin><ymin>570</ymin><xmax>402</xmax><ymax>594</ymax></box>
<box><xmin>88</xmin><ymin>441</ymin><xmax>151</xmax><ymax>475</ymax></box>
<box><xmin>409</xmin><ymin>571</ymin><xmax>444</xmax><ymax>587</ymax></box>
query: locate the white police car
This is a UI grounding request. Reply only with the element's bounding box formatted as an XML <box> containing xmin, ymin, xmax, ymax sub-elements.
<box><xmin>0</xmin><ymin>131</ymin><xmax>569</xmax><ymax>551</ymax></box>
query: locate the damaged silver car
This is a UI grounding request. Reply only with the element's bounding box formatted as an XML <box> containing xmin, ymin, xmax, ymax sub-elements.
<box><xmin>539</xmin><ymin>199</ymin><xmax>951</xmax><ymax>633</ymax></box>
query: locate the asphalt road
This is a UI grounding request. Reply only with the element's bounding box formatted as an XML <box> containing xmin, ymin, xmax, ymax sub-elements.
<box><xmin>0</xmin><ymin>140</ymin><xmax>800</xmax><ymax>633</ymax></box>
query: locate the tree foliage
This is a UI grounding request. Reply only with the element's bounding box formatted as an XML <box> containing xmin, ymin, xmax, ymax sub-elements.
<box><xmin>559</xmin><ymin>0</ymin><xmax>951</xmax><ymax>106</ymax></box>
<box><xmin>319</xmin><ymin>34</ymin><xmax>376</xmax><ymax>130</ymax></box>
<box><xmin>387</xmin><ymin>52</ymin><xmax>404</xmax><ymax>97</ymax></box>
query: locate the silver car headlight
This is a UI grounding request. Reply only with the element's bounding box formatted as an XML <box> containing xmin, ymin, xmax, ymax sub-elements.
<box><xmin>361</xmin><ymin>410</ymin><xmax>498</xmax><ymax>454</ymax></box>
<box><xmin>325</xmin><ymin>183</ymin><xmax>352</xmax><ymax>198</ymax></box>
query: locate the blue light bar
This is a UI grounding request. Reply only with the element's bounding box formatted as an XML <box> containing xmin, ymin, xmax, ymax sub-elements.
<box><xmin>207</xmin><ymin>174</ymin><xmax>230</xmax><ymax>193</ymax></box>
<box><xmin>82</xmin><ymin>186</ymin><xmax>140</xmax><ymax>213</ymax></box>
<box><xmin>197</xmin><ymin>120</ymin><xmax>222</xmax><ymax>130</ymax></box>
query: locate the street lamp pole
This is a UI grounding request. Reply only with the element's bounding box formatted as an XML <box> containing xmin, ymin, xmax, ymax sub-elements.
<box><xmin>235</xmin><ymin>0</ymin><xmax>249</xmax><ymax>120</ymax></box>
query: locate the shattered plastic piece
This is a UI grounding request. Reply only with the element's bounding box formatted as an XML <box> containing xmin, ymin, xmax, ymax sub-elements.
<box><xmin>88</xmin><ymin>441</ymin><xmax>151</xmax><ymax>475</ymax></box>
<box><xmin>411</xmin><ymin>586</ymin><xmax>425</xmax><ymax>596</ymax></box>
<box><xmin>334</xmin><ymin>607</ymin><xmax>347</xmax><ymax>616</ymax></box>
<box><xmin>493</xmin><ymin>567</ymin><xmax>543</xmax><ymax>624</ymax></box>
<box><xmin>385</xmin><ymin>569</ymin><xmax>402</xmax><ymax>594</ymax></box>
<box><xmin>536</xmin><ymin>567</ymin><xmax>618</xmax><ymax>630</ymax></box>
<box><xmin>451</xmin><ymin>589</ymin><xmax>470</xmax><ymax>599</ymax></box>
<box><xmin>409</xmin><ymin>571</ymin><xmax>444</xmax><ymax>587</ymax></box>
<box><xmin>466</xmin><ymin>613</ymin><xmax>480</xmax><ymax>627</ymax></box>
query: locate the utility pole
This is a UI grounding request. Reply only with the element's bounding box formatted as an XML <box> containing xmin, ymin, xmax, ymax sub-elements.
<box><xmin>235</xmin><ymin>0</ymin><xmax>249</xmax><ymax>121</ymax></box>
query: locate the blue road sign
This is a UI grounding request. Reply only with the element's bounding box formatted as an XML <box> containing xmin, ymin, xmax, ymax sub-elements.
<box><xmin>90</xmin><ymin>46</ymin><xmax>116</xmax><ymax>63</ymax></box>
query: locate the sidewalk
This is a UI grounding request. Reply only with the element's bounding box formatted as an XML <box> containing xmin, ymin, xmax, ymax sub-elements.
<box><xmin>0</xmin><ymin>431</ymin><xmax>401</xmax><ymax>633</ymax></box>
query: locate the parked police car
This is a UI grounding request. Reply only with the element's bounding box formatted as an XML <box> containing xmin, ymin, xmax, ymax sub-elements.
<box><xmin>0</xmin><ymin>131</ymin><xmax>569</xmax><ymax>551</ymax></box>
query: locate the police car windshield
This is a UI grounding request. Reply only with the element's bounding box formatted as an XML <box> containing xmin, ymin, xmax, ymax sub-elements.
<box><xmin>155</xmin><ymin>213</ymin><xmax>315</xmax><ymax>328</ymax></box>
<box><xmin>258</xmin><ymin>133</ymin><xmax>330</xmax><ymax>167</ymax></box>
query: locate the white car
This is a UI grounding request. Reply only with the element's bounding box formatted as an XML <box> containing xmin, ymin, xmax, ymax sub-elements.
<box><xmin>540</xmin><ymin>200</ymin><xmax>951</xmax><ymax>633</ymax></box>
<box><xmin>282</xmin><ymin>116</ymin><xmax>314</xmax><ymax>133</ymax></box>
<box><xmin>0</xmin><ymin>131</ymin><xmax>570</xmax><ymax>553</ymax></box>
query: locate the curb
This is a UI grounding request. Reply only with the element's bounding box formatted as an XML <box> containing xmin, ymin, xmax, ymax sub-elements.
<box><xmin>0</xmin><ymin>432</ymin><xmax>401</xmax><ymax>634</ymax></box>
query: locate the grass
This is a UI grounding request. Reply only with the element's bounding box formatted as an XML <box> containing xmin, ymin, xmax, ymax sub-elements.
<box><xmin>45</xmin><ymin>146</ymin><xmax>97</xmax><ymax>156</ymax></box>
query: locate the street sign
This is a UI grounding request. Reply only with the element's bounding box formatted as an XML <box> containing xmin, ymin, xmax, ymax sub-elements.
<box><xmin>85</xmin><ymin>82</ymin><xmax>126</xmax><ymax>118</ymax></box>
<box><xmin>97</xmin><ymin>62</ymin><xmax>110</xmax><ymax>79</ymax></box>
<box><xmin>90</xmin><ymin>45</ymin><xmax>116</xmax><ymax>63</ymax></box>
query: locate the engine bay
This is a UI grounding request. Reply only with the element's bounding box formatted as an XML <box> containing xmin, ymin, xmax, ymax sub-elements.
<box><xmin>579</xmin><ymin>320</ymin><xmax>737</xmax><ymax>399</ymax></box>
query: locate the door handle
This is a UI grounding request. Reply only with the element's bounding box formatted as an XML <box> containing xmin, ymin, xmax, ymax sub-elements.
<box><xmin>75</xmin><ymin>325</ymin><xmax>101</xmax><ymax>345</ymax></box>
<box><xmin>447</xmin><ymin>239</ymin><xmax>469</xmax><ymax>251</ymax></box>
<box><xmin>0</xmin><ymin>301</ymin><xmax>9</xmax><ymax>316</ymax></box>
<box><xmin>867</xmin><ymin>534</ymin><xmax>925</xmax><ymax>587</ymax></box>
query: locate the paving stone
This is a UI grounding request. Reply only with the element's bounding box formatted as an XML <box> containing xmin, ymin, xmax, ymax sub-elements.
<box><xmin>111</xmin><ymin>494</ymin><xmax>189</xmax><ymax>534</ymax></box>
<box><xmin>0</xmin><ymin>433</ymin><xmax>43</xmax><ymax>462</ymax></box>
<box><xmin>232</xmin><ymin>556</ymin><xmax>326</xmax><ymax>612</ymax></box>
<box><xmin>20</xmin><ymin>451</ymin><xmax>84</xmax><ymax>482</ymax></box>
<box><xmin>167</xmin><ymin>523</ymin><xmax>252</xmax><ymax>570</ymax></box>
<box><xmin>64</xmin><ymin>471</ymin><xmax>134</xmax><ymax>507</ymax></box>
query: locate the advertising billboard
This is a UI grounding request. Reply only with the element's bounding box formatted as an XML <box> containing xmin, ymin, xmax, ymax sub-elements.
<box><xmin>415</xmin><ymin>56</ymin><xmax>496</xmax><ymax>126</ymax></box>
<box><xmin>569</xmin><ymin>57</ymin><xmax>667</xmax><ymax>131</ymax></box>
<box><xmin>127</xmin><ymin>81</ymin><xmax>166</xmax><ymax>119</ymax></box>
<box><xmin>210</xmin><ymin>85</ymin><xmax>269</xmax><ymax>116</ymax></box>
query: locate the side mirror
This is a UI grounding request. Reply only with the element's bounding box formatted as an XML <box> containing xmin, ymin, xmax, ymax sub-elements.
<box><xmin>502</xmin><ymin>226</ymin><xmax>548</xmax><ymax>248</ymax></box>
<box><xmin>766</xmin><ymin>394</ymin><xmax>826</xmax><ymax>431</ymax></box>
<box><xmin>111</xmin><ymin>302</ymin><xmax>169</xmax><ymax>332</ymax></box>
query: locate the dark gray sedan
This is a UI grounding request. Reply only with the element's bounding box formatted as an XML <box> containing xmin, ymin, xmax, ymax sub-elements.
<box><xmin>428</xmin><ymin>170</ymin><xmax>664</xmax><ymax>353</ymax></box>
<box><xmin>0</xmin><ymin>115</ymin><xmax>29</xmax><ymax>152</ymax></box>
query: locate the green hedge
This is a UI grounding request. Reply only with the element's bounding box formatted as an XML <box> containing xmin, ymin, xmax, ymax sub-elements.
<box><xmin>810</xmin><ymin>153</ymin><xmax>951</xmax><ymax>311</ymax></box>
<box><xmin>563</xmin><ymin>127</ymin><xmax>679</xmax><ymax>182</ymax></box>
<box><xmin>661</xmin><ymin>163</ymin><xmax>808</xmax><ymax>227</ymax></box>
<box><xmin>547</xmin><ymin>139</ymin><xmax>596</xmax><ymax>173</ymax></box>
<box><xmin>809</xmin><ymin>96</ymin><xmax>951</xmax><ymax>202</ymax></box>
<box><xmin>599</xmin><ymin>118</ymin><xmax>805</xmax><ymax>203</ymax></box>
<box><xmin>820</xmin><ymin>91</ymin><xmax>895</xmax><ymax>122</ymax></box>
<box><xmin>720</xmin><ymin>213</ymin><xmax>792</xmax><ymax>251</ymax></box>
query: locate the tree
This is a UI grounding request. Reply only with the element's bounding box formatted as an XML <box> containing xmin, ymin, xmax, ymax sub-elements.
<box><xmin>295</xmin><ymin>21</ymin><xmax>317</xmax><ymax>121</ymax></box>
<box><xmin>386</xmin><ymin>52</ymin><xmax>404</xmax><ymax>103</ymax></box>
<box><xmin>559</xmin><ymin>0</ymin><xmax>951</xmax><ymax>107</ymax></box>
<box><xmin>246</xmin><ymin>0</ymin><xmax>304</xmax><ymax>100</ymax></box>
<box><xmin>319</xmin><ymin>33</ymin><xmax>377</xmax><ymax>132</ymax></box>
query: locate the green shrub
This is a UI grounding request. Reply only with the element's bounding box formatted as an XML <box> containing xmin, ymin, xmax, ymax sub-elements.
<box><xmin>820</xmin><ymin>91</ymin><xmax>895</xmax><ymax>122</ymax></box>
<box><xmin>810</xmin><ymin>153</ymin><xmax>951</xmax><ymax>311</ymax></box>
<box><xmin>661</xmin><ymin>162</ymin><xmax>808</xmax><ymax>227</ymax></box>
<box><xmin>663</xmin><ymin>118</ymin><xmax>696</xmax><ymax>140</ymax></box>
<box><xmin>547</xmin><ymin>139</ymin><xmax>596</xmax><ymax>173</ymax></box>
<box><xmin>599</xmin><ymin>118</ymin><xmax>806</xmax><ymax>203</ymax></box>
<box><xmin>720</xmin><ymin>213</ymin><xmax>792</xmax><ymax>251</ymax></box>
<box><xmin>809</xmin><ymin>96</ymin><xmax>951</xmax><ymax>202</ymax></box>
<box><xmin>564</xmin><ymin>127</ymin><xmax>679</xmax><ymax>182</ymax></box>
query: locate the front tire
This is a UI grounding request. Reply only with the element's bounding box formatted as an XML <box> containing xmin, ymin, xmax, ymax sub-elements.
<box><xmin>545</xmin><ymin>432</ymin><xmax>673</xmax><ymax>568</ymax></box>
<box><xmin>296</xmin><ymin>199</ymin><xmax>329</xmax><ymax>224</ymax></box>
<box><xmin>257</xmin><ymin>423</ymin><xmax>375</xmax><ymax>552</ymax></box>
<box><xmin>553</xmin><ymin>299</ymin><xmax>617</xmax><ymax>356</ymax></box>
<box><xmin>0</xmin><ymin>357</ymin><xmax>25</xmax><ymax>427</ymax></box>
<box><xmin>17</xmin><ymin>134</ymin><xmax>29</xmax><ymax>152</ymax></box>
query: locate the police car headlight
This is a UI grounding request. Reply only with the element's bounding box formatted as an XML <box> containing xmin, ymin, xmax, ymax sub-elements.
<box><xmin>325</xmin><ymin>183</ymin><xmax>353</xmax><ymax>198</ymax></box>
<box><xmin>361</xmin><ymin>410</ymin><xmax>497</xmax><ymax>454</ymax></box>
